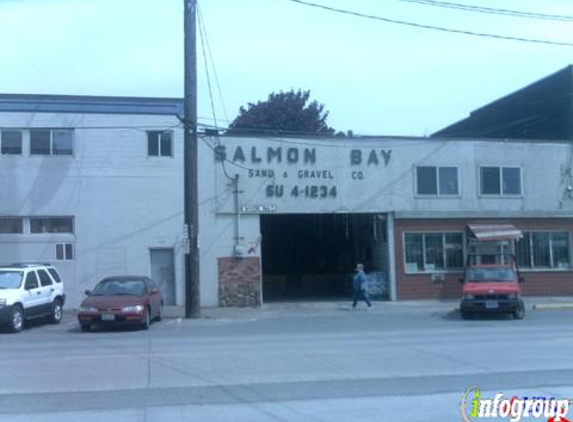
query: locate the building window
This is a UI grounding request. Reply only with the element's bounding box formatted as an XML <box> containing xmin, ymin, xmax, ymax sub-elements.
<box><xmin>30</xmin><ymin>129</ymin><xmax>74</xmax><ymax>156</ymax></box>
<box><xmin>515</xmin><ymin>231</ymin><xmax>570</xmax><ymax>269</ymax></box>
<box><xmin>147</xmin><ymin>131</ymin><xmax>172</xmax><ymax>157</ymax></box>
<box><xmin>416</xmin><ymin>166</ymin><xmax>458</xmax><ymax>195</ymax></box>
<box><xmin>30</xmin><ymin>217</ymin><xmax>74</xmax><ymax>234</ymax></box>
<box><xmin>404</xmin><ymin>232</ymin><xmax>464</xmax><ymax>272</ymax></box>
<box><xmin>56</xmin><ymin>243</ymin><xmax>74</xmax><ymax>260</ymax></box>
<box><xmin>1</xmin><ymin>130</ymin><xmax>22</xmax><ymax>155</ymax></box>
<box><xmin>480</xmin><ymin>166</ymin><xmax>521</xmax><ymax>195</ymax></box>
<box><xmin>0</xmin><ymin>217</ymin><xmax>23</xmax><ymax>234</ymax></box>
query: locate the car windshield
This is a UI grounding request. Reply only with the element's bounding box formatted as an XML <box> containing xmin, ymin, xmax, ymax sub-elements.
<box><xmin>0</xmin><ymin>271</ymin><xmax>24</xmax><ymax>289</ymax></box>
<box><xmin>467</xmin><ymin>267</ymin><xmax>517</xmax><ymax>282</ymax></box>
<box><xmin>92</xmin><ymin>279</ymin><xmax>147</xmax><ymax>296</ymax></box>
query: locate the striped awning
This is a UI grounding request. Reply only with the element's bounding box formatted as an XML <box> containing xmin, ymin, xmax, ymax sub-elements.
<box><xmin>468</xmin><ymin>224</ymin><xmax>523</xmax><ymax>242</ymax></box>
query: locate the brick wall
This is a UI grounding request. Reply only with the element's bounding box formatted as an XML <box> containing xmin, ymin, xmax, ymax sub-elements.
<box><xmin>218</xmin><ymin>257</ymin><xmax>262</xmax><ymax>307</ymax></box>
<box><xmin>395</xmin><ymin>218</ymin><xmax>573</xmax><ymax>300</ymax></box>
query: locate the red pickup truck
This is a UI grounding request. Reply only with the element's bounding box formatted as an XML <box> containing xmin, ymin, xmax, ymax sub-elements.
<box><xmin>460</xmin><ymin>255</ymin><xmax>525</xmax><ymax>320</ymax></box>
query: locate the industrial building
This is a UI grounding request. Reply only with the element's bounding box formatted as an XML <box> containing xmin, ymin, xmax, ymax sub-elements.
<box><xmin>2</xmin><ymin>68</ymin><xmax>573</xmax><ymax>308</ymax></box>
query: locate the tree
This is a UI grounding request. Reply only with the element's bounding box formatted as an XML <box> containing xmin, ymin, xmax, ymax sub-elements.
<box><xmin>227</xmin><ymin>89</ymin><xmax>335</xmax><ymax>136</ymax></box>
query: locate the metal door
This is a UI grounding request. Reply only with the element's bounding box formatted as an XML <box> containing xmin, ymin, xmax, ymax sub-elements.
<box><xmin>150</xmin><ymin>248</ymin><xmax>175</xmax><ymax>306</ymax></box>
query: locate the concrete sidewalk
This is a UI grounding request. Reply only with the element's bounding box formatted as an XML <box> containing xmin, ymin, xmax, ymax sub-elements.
<box><xmin>161</xmin><ymin>295</ymin><xmax>573</xmax><ymax>320</ymax></box>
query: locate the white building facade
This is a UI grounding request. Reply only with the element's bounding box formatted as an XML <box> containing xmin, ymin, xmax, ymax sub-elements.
<box><xmin>0</xmin><ymin>95</ymin><xmax>186</xmax><ymax>307</ymax></box>
<box><xmin>2</xmin><ymin>94</ymin><xmax>573</xmax><ymax>308</ymax></box>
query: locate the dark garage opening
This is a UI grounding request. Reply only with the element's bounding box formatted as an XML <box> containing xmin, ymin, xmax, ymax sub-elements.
<box><xmin>260</xmin><ymin>213</ymin><xmax>389</xmax><ymax>301</ymax></box>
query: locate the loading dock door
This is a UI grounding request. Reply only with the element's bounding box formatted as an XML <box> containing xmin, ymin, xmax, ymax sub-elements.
<box><xmin>260</xmin><ymin>214</ymin><xmax>389</xmax><ymax>301</ymax></box>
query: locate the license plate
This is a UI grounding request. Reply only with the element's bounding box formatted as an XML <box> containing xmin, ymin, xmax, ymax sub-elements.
<box><xmin>101</xmin><ymin>313</ymin><xmax>115</xmax><ymax>321</ymax></box>
<box><xmin>485</xmin><ymin>301</ymin><xmax>499</xmax><ymax>309</ymax></box>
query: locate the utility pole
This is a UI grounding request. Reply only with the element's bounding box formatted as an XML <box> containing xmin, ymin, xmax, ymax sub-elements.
<box><xmin>184</xmin><ymin>0</ymin><xmax>200</xmax><ymax>318</ymax></box>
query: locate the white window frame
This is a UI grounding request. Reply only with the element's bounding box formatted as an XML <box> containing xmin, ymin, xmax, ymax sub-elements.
<box><xmin>29</xmin><ymin>216</ymin><xmax>75</xmax><ymax>235</ymax></box>
<box><xmin>478</xmin><ymin>165</ymin><xmax>523</xmax><ymax>197</ymax></box>
<box><xmin>56</xmin><ymin>243</ymin><xmax>74</xmax><ymax>261</ymax></box>
<box><xmin>29</xmin><ymin>129</ymin><xmax>74</xmax><ymax>156</ymax></box>
<box><xmin>403</xmin><ymin>231</ymin><xmax>465</xmax><ymax>274</ymax></box>
<box><xmin>0</xmin><ymin>129</ymin><xmax>23</xmax><ymax>155</ymax></box>
<box><xmin>0</xmin><ymin>217</ymin><xmax>24</xmax><ymax>234</ymax></box>
<box><xmin>414</xmin><ymin>165</ymin><xmax>460</xmax><ymax>197</ymax></box>
<box><xmin>147</xmin><ymin>131</ymin><xmax>173</xmax><ymax>158</ymax></box>
<box><xmin>516</xmin><ymin>230</ymin><xmax>571</xmax><ymax>271</ymax></box>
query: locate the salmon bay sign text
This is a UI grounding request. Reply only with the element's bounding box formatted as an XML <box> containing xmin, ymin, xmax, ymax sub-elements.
<box><xmin>214</xmin><ymin>144</ymin><xmax>392</xmax><ymax>201</ymax></box>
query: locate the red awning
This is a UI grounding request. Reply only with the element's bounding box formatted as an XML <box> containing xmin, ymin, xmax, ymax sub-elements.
<box><xmin>468</xmin><ymin>224</ymin><xmax>523</xmax><ymax>242</ymax></box>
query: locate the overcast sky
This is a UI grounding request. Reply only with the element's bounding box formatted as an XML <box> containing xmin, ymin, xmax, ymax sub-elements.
<box><xmin>0</xmin><ymin>0</ymin><xmax>572</xmax><ymax>136</ymax></box>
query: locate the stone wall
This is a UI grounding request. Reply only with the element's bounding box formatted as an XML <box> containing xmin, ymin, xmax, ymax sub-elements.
<box><xmin>218</xmin><ymin>257</ymin><xmax>261</xmax><ymax>307</ymax></box>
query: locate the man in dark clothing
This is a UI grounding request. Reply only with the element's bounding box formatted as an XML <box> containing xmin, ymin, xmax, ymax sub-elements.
<box><xmin>352</xmin><ymin>263</ymin><xmax>372</xmax><ymax>309</ymax></box>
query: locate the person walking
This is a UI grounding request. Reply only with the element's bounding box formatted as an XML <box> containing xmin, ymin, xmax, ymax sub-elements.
<box><xmin>352</xmin><ymin>263</ymin><xmax>372</xmax><ymax>309</ymax></box>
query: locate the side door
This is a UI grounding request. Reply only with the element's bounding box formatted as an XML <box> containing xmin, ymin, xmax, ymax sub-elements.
<box><xmin>36</xmin><ymin>269</ymin><xmax>55</xmax><ymax>315</ymax></box>
<box><xmin>150</xmin><ymin>249</ymin><xmax>175</xmax><ymax>305</ymax></box>
<box><xmin>22</xmin><ymin>271</ymin><xmax>42</xmax><ymax>317</ymax></box>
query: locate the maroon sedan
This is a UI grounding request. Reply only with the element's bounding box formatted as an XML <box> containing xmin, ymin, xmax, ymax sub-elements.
<box><xmin>77</xmin><ymin>276</ymin><xmax>163</xmax><ymax>332</ymax></box>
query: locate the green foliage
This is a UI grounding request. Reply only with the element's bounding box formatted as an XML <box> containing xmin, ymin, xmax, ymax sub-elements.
<box><xmin>228</xmin><ymin>89</ymin><xmax>335</xmax><ymax>136</ymax></box>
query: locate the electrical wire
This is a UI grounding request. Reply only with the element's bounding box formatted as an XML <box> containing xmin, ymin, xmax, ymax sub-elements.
<box><xmin>4</xmin><ymin>121</ymin><xmax>565</xmax><ymax>149</ymax></box>
<box><xmin>278</xmin><ymin>0</ymin><xmax>573</xmax><ymax>47</ymax></box>
<box><xmin>200</xmin><ymin>135</ymin><xmax>265</xmax><ymax>173</ymax></box>
<box><xmin>197</xmin><ymin>19</ymin><xmax>235</xmax><ymax>180</ymax></box>
<box><xmin>197</xmin><ymin>3</ymin><xmax>241</xmax><ymax>181</ymax></box>
<box><xmin>197</xmin><ymin>8</ymin><xmax>219</xmax><ymax>131</ymax></box>
<box><xmin>197</xmin><ymin>4</ymin><xmax>230</xmax><ymax>124</ymax></box>
<box><xmin>384</xmin><ymin>0</ymin><xmax>573</xmax><ymax>22</ymax></box>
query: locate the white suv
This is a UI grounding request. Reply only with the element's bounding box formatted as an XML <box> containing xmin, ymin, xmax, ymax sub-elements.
<box><xmin>0</xmin><ymin>263</ymin><xmax>66</xmax><ymax>333</ymax></box>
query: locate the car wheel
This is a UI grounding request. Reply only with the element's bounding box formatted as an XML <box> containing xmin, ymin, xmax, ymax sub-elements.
<box><xmin>8</xmin><ymin>306</ymin><xmax>24</xmax><ymax>333</ymax></box>
<box><xmin>80</xmin><ymin>323</ymin><xmax>91</xmax><ymax>332</ymax></box>
<box><xmin>513</xmin><ymin>302</ymin><xmax>525</xmax><ymax>320</ymax></box>
<box><xmin>141</xmin><ymin>307</ymin><xmax>150</xmax><ymax>330</ymax></box>
<box><xmin>49</xmin><ymin>299</ymin><xmax>63</xmax><ymax>324</ymax></box>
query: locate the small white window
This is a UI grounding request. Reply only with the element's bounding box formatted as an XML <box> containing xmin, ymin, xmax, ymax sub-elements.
<box><xmin>30</xmin><ymin>129</ymin><xmax>74</xmax><ymax>156</ymax></box>
<box><xmin>1</xmin><ymin>130</ymin><xmax>23</xmax><ymax>155</ymax></box>
<box><xmin>404</xmin><ymin>232</ymin><xmax>464</xmax><ymax>272</ymax></box>
<box><xmin>56</xmin><ymin>243</ymin><xmax>74</xmax><ymax>260</ymax></box>
<box><xmin>0</xmin><ymin>217</ymin><xmax>23</xmax><ymax>234</ymax></box>
<box><xmin>480</xmin><ymin>166</ymin><xmax>521</xmax><ymax>196</ymax></box>
<box><xmin>31</xmin><ymin>217</ymin><xmax>74</xmax><ymax>234</ymax></box>
<box><xmin>147</xmin><ymin>131</ymin><xmax>172</xmax><ymax>157</ymax></box>
<box><xmin>515</xmin><ymin>231</ymin><xmax>570</xmax><ymax>269</ymax></box>
<box><xmin>416</xmin><ymin>166</ymin><xmax>458</xmax><ymax>196</ymax></box>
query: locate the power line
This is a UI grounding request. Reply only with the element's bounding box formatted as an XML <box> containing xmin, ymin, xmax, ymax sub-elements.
<box><xmin>197</xmin><ymin>4</ymin><xmax>230</xmax><ymax>124</ymax></box>
<box><xmin>196</xmin><ymin>10</ymin><xmax>239</xmax><ymax>182</ymax></box>
<box><xmin>385</xmin><ymin>0</ymin><xmax>573</xmax><ymax>22</ymax></box>
<box><xmin>197</xmin><ymin>7</ymin><xmax>219</xmax><ymax>130</ymax></box>
<box><xmin>278</xmin><ymin>0</ymin><xmax>573</xmax><ymax>47</ymax></box>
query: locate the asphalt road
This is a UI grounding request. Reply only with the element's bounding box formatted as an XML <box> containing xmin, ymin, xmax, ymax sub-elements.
<box><xmin>1</xmin><ymin>303</ymin><xmax>573</xmax><ymax>421</ymax></box>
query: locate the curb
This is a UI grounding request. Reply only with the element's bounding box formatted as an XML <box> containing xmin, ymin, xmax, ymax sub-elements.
<box><xmin>532</xmin><ymin>303</ymin><xmax>573</xmax><ymax>311</ymax></box>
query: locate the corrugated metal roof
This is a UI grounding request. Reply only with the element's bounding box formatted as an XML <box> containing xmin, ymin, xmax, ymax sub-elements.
<box><xmin>0</xmin><ymin>93</ymin><xmax>183</xmax><ymax>115</ymax></box>
<box><xmin>433</xmin><ymin>65</ymin><xmax>573</xmax><ymax>140</ymax></box>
